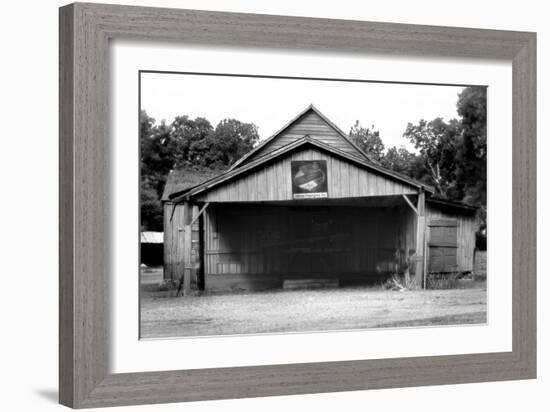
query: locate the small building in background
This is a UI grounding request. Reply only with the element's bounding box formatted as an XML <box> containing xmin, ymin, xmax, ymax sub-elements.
<box><xmin>140</xmin><ymin>231</ymin><xmax>164</xmax><ymax>267</ymax></box>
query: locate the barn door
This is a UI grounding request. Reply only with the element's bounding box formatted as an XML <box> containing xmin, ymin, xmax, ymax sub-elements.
<box><xmin>428</xmin><ymin>219</ymin><xmax>458</xmax><ymax>273</ymax></box>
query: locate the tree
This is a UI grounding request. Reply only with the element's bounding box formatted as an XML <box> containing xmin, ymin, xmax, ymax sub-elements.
<box><xmin>140</xmin><ymin>114</ymin><xmax>173</xmax><ymax>197</ymax></box>
<box><xmin>382</xmin><ymin>146</ymin><xmax>416</xmax><ymax>176</ymax></box>
<box><xmin>139</xmin><ymin>112</ymin><xmax>261</xmax><ymax>231</ymax></box>
<box><xmin>400</xmin><ymin>86</ymin><xmax>487</xmax><ymax>230</ymax></box>
<box><xmin>349</xmin><ymin>121</ymin><xmax>385</xmax><ymax>161</ymax></box>
<box><xmin>163</xmin><ymin>117</ymin><xmax>259</xmax><ymax>169</ymax></box>
<box><xmin>402</xmin><ymin>117</ymin><xmax>462</xmax><ymax>198</ymax></box>
<box><xmin>455</xmin><ymin>87</ymin><xmax>487</xmax><ymax>226</ymax></box>
<box><xmin>140</xmin><ymin>110</ymin><xmax>172</xmax><ymax>231</ymax></box>
<box><xmin>455</xmin><ymin>87</ymin><xmax>487</xmax><ymax>200</ymax></box>
<box><xmin>140</xmin><ymin>179</ymin><xmax>164</xmax><ymax>231</ymax></box>
<box><xmin>168</xmin><ymin>116</ymin><xmax>214</xmax><ymax>168</ymax></box>
<box><xmin>140</xmin><ymin>109</ymin><xmax>155</xmax><ymax>143</ymax></box>
<box><xmin>207</xmin><ymin>119</ymin><xmax>259</xmax><ymax>167</ymax></box>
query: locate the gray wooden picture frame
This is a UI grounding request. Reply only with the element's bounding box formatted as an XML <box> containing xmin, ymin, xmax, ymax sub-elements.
<box><xmin>59</xmin><ymin>2</ymin><xmax>536</xmax><ymax>408</ymax></box>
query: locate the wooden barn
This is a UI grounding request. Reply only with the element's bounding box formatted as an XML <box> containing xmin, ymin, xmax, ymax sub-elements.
<box><xmin>161</xmin><ymin>105</ymin><xmax>477</xmax><ymax>295</ymax></box>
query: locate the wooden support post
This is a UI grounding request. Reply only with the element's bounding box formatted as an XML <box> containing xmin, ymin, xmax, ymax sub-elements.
<box><xmin>404</xmin><ymin>245</ymin><xmax>410</xmax><ymax>286</ymax></box>
<box><xmin>423</xmin><ymin>223</ymin><xmax>428</xmax><ymax>289</ymax></box>
<box><xmin>414</xmin><ymin>190</ymin><xmax>426</xmax><ymax>289</ymax></box>
<box><xmin>182</xmin><ymin>200</ymin><xmax>192</xmax><ymax>296</ymax></box>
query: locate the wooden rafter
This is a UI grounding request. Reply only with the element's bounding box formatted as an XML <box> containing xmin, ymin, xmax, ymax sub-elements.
<box><xmin>402</xmin><ymin>194</ymin><xmax>418</xmax><ymax>215</ymax></box>
<box><xmin>190</xmin><ymin>202</ymin><xmax>210</xmax><ymax>226</ymax></box>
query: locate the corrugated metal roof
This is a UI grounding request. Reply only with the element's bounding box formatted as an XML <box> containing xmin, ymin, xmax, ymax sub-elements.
<box><xmin>140</xmin><ymin>231</ymin><xmax>163</xmax><ymax>244</ymax></box>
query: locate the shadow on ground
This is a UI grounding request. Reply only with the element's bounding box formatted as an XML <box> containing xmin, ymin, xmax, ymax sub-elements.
<box><xmin>35</xmin><ymin>389</ymin><xmax>58</xmax><ymax>404</ymax></box>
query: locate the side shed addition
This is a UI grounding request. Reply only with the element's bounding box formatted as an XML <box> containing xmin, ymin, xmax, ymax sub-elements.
<box><xmin>161</xmin><ymin>105</ymin><xmax>477</xmax><ymax>295</ymax></box>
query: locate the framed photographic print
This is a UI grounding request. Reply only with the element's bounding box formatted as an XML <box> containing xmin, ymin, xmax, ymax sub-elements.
<box><xmin>59</xmin><ymin>2</ymin><xmax>536</xmax><ymax>408</ymax></box>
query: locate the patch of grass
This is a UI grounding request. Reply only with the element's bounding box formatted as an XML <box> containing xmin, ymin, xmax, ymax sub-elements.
<box><xmin>427</xmin><ymin>273</ymin><xmax>461</xmax><ymax>289</ymax></box>
<box><xmin>380</xmin><ymin>274</ymin><xmax>417</xmax><ymax>291</ymax></box>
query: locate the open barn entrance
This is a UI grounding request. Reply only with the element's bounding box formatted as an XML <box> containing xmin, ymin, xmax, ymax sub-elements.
<box><xmin>201</xmin><ymin>196</ymin><xmax>419</xmax><ymax>293</ymax></box>
<box><xmin>284</xmin><ymin>208</ymin><xmax>351</xmax><ymax>289</ymax></box>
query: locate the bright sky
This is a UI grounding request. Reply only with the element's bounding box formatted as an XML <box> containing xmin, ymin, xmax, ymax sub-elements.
<box><xmin>140</xmin><ymin>72</ymin><xmax>466</xmax><ymax>152</ymax></box>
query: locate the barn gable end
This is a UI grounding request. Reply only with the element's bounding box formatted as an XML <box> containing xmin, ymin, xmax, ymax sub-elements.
<box><xmin>193</xmin><ymin>144</ymin><xmax>418</xmax><ymax>203</ymax></box>
<box><xmin>231</xmin><ymin>105</ymin><xmax>369</xmax><ymax>169</ymax></box>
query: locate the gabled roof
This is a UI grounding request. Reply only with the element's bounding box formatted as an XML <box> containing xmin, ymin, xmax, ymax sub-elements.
<box><xmin>169</xmin><ymin>135</ymin><xmax>434</xmax><ymax>203</ymax></box>
<box><xmin>229</xmin><ymin>104</ymin><xmax>372</xmax><ymax>170</ymax></box>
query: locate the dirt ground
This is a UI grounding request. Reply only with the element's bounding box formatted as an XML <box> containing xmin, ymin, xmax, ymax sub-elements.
<box><xmin>140</xmin><ymin>268</ymin><xmax>487</xmax><ymax>338</ymax></box>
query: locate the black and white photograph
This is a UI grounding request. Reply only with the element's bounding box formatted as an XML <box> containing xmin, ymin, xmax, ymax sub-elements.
<box><xmin>139</xmin><ymin>71</ymin><xmax>487</xmax><ymax>339</ymax></box>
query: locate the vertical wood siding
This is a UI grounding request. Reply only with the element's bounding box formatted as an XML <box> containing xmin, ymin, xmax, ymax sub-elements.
<box><xmin>163</xmin><ymin>203</ymin><xmax>184</xmax><ymax>280</ymax></box>
<box><xmin>195</xmin><ymin>147</ymin><xmax>416</xmax><ymax>202</ymax></box>
<box><xmin>203</xmin><ymin>203</ymin><xmax>418</xmax><ymax>291</ymax></box>
<box><xmin>426</xmin><ymin>204</ymin><xmax>477</xmax><ymax>272</ymax></box>
<box><xmin>163</xmin><ymin>203</ymin><xmax>201</xmax><ymax>281</ymax></box>
<box><xmin>164</xmin><ymin>201</ymin><xmax>476</xmax><ymax>287</ymax></box>
<box><xmin>247</xmin><ymin>110</ymin><xmax>364</xmax><ymax>163</ymax></box>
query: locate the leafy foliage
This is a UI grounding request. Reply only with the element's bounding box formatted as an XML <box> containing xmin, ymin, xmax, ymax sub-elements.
<box><xmin>349</xmin><ymin>121</ymin><xmax>385</xmax><ymax>161</ymax></box>
<box><xmin>140</xmin><ymin>179</ymin><xmax>164</xmax><ymax>231</ymax></box>
<box><xmin>456</xmin><ymin>87</ymin><xmax>487</xmax><ymax>226</ymax></box>
<box><xmin>140</xmin><ymin>115</ymin><xmax>172</xmax><ymax>197</ymax></box>
<box><xmin>381</xmin><ymin>146</ymin><xmax>427</xmax><ymax>183</ymax></box>
<box><xmin>208</xmin><ymin>119</ymin><xmax>259</xmax><ymax>167</ymax></box>
<box><xmin>168</xmin><ymin>115</ymin><xmax>214</xmax><ymax>168</ymax></box>
<box><xmin>140</xmin><ymin>110</ymin><xmax>259</xmax><ymax>231</ymax></box>
<box><xmin>401</xmin><ymin>87</ymin><xmax>487</xmax><ymax>228</ymax></box>
<box><xmin>402</xmin><ymin>117</ymin><xmax>463</xmax><ymax>199</ymax></box>
<box><xmin>348</xmin><ymin>87</ymin><xmax>486</xmax><ymax>236</ymax></box>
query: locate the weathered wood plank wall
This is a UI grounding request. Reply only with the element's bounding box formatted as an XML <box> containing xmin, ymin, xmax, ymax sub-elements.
<box><xmin>426</xmin><ymin>204</ymin><xmax>477</xmax><ymax>272</ymax></box>
<box><xmin>195</xmin><ymin>147</ymin><xmax>417</xmax><ymax>203</ymax></box>
<box><xmin>163</xmin><ymin>200</ymin><xmax>476</xmax><ymax>285</ymax></box>
<box><xmin>163</xmin><ymin>203</ymin><xmax>201</xmax><ymax>281</ymax></box>
<box><xmin>248</xmin><ymin>110</ymin><xmax>364</xmax><ymax>163</ymax></box>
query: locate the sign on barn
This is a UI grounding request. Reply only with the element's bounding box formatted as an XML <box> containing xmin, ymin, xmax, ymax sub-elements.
<box><xmin>161</xmin><ymin>105</ymin><xmax>477</xmax><ymax>295</ymax></box>
<box><xmin>291</xmin><ymin>160</ymin><xmax>328</xmax><ymax>198</ymax></box>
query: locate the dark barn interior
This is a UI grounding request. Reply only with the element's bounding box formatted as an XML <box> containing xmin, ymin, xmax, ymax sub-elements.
<box><xmin>202</xmin><ymin>200</ymin><xmax>416</xmax><ymax>292</ymax></box>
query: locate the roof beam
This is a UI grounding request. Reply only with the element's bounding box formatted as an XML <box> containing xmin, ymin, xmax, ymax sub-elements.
<box><xmin>402</xmin><ymin>194</ymin><xmax>418</xmax><ymax>215</ymax></box>
<box><xmin>190</xmin><ymin>202</ymin><xmax>210</xmax><ymax>226</ymax></box>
